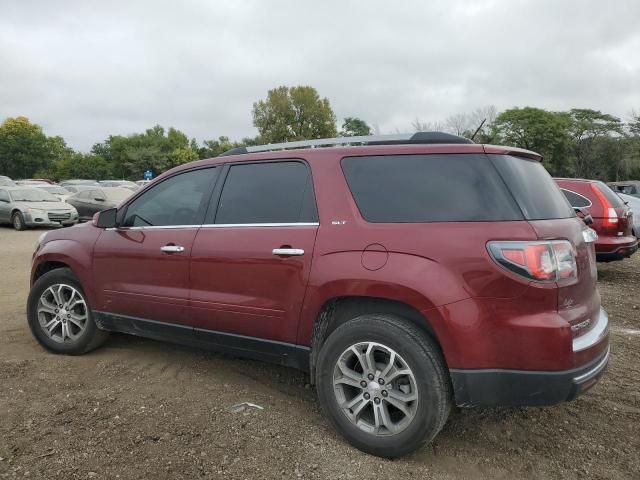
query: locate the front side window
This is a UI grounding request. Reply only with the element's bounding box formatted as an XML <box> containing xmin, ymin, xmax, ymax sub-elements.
<box><xmin>123</xmin><ymin>168</ymin><xmax>217</xmax><ymax>227</ymax></box>
<box><xmin>214</xmin><ymin>161</ymin><xmax>317</xmax><ymax>224</ymax></box>
<box><xmin>0</xmin><ymin>190</ymin><xmax>9</xmax><ymax>202</ymax></box>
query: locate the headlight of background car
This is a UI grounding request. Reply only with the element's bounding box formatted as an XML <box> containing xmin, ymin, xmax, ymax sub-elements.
<box><xmin>26</xmin><ymin>208</ymin><xmax>45</xmax><ymax>215</ymax></box>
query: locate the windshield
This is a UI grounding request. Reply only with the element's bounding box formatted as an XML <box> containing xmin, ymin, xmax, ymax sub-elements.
<box><xmin>9</xmin><ymin>189</ymin><xmax>59</xmax><ymax>202</ymax></box>
<box><xmin>40</xmin><ymin>186</ymin><xmax>70</xmax><ymax>195</ymax></box>
<box><xmin>104</xmin><ymin>188</ymin><xmax>133</xmax><ymax>202</ymax></box>
<box><xmin>0</xmin><ymin>178</ymin><xmax>15</xmax><ymax>187</ymax></box>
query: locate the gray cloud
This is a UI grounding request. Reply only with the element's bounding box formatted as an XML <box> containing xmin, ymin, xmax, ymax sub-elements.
<box><xmin>1</xmin><ymin>0</ymin><xmax>639</xmax><ymax>150</ymax></box>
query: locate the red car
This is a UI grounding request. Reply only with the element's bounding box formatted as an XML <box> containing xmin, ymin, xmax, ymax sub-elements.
<box><xmin>27</xmin><ymin>133</ymin><xmax>609</xmax><ymax>458</ymax></box>
<box><xmin>555</xmin><ymin>178</ymin><xmax>638</xmax><ymax>262</ymax></box>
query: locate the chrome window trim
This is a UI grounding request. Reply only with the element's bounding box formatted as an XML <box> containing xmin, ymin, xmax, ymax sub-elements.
<box><xmin>106</xmin><ymin>224</ymin><xmax>199</xmax><ymax>231</ymax></box>
<box><xmin>106</xmin><ymin>222</ymin><xmax>319</xmax><ymax>231</ymax></box>
<box><xmin>202</xmin><ymin>222</ymin><xmax>319</xmax><ymax>228</ymax></box>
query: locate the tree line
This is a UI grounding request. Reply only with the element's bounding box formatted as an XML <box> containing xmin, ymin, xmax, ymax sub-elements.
<box><xmin>1</xmin><ymin>85</ymin><xmax>639</xmax><ymax>181</ymax></box>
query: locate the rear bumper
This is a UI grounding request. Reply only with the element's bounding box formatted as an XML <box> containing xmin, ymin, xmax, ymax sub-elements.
<box><xmin>450</xmin><ymin>307</ymin><xmax>610</xmax><ymax>407</ymax></box>
<box><xmin>595</xmin><ymin>237</ymin><xmax>638</xmax><ymax>261</ymax></box>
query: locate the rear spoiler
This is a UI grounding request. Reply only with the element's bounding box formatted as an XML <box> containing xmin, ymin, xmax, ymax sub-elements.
<box><xmin>482</xmin><ymin>145</ymin><xmax>543</xmax><ymax>162</ymax></box>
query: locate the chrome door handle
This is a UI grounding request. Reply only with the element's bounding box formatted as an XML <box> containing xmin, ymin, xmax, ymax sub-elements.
<box><xmin>272</xmin><ymin>248</ymin><xmax>305</xmax><ymax>256</ymax></box>
<box><xmin>161</xmin><ymin>245</ymin><xmax>185</xmax><ymax>253</ymax></box>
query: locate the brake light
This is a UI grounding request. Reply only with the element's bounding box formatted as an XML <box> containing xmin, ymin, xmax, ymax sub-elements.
<box><xmin>488</xmin><ymin>240</ymin><xmax>577</xmax><ymax>282</ymax></box>
<box><xmin>590</xmin><ymin>183</ymin><xmax>618</xmax><ymax>227</ymax></box>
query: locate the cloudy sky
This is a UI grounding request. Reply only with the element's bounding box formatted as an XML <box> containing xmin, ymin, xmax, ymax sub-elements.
<box><xmin>1</xmin><ymin>0</ymin><xmax>639</xmax><ymax>150</ymax></box>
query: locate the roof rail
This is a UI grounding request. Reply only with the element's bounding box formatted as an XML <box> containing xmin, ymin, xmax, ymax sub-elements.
<box><xmin>218</xmin><ymin>131</ymin><xmax>473</xmax><ymax>156</ymax></box>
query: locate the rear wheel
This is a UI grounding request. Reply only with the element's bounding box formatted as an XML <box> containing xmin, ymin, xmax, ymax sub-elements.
<box><xmin>27</xmin><ymin>268</ymin><xmax>109</xmax><ymax>354</ymax></box>
<box><xmin>316</xmin><ymin>314</ymin><xmax>451</xmax><ymax>458</ymax></box>
<box><xmin>12</xmin><ymin>211</ymin><xmax>26</xmax><ymax>230</ymax></box>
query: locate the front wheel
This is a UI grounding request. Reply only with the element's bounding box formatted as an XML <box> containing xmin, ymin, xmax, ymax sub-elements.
<box><xmin>27</xmin><ymin>268</ymin><xmax>109</xmax><ymax>354</ymax></box>
<box><xmin>316</xmin><ymin>314</ymin><xmax>451</xmax><ymax>458</ymax></box>
<box><xmin>12</xmin><ymin>211</ymin><xmax>26</xmax><ymax>230</ymax></box>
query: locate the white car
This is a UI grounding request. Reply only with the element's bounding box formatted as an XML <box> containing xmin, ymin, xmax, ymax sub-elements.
<box><xmin>619</xmin><ymin>193</ymin><xmax>640</xmax><ymax>237</ymax></box>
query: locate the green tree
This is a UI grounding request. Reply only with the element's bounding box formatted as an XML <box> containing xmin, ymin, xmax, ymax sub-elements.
<box><xmin>0</xmin><ymin>116</ymin><xmax>57</xmax><ymax>178</ymax></box>
<box><xmin>252</xmin><ymin>86</ymin><xmax>337</xmax><ymax>143</ymax></box>
<box><xmin>340</xmin><ymin>117</ymin><xmax>371</xmax><ymax>137</ymax></box>
<box><xmin>492</xmin><ymin>107</ymin><xmax>572</xmax><ymax>175</ymax></box>
<box><xmin>629</xmin><ymin>111</ymin><xmax>640</xmax><ymax>136</ymax></box>
<box><xmin>566</xmin><ymin>109</ymin><xmax>623</xmax><ymax>178</ymax></box>
<box><xmin>91</xmin><ymin>125</ymin><xmax>199</xmax><ymax>179</ymax></box>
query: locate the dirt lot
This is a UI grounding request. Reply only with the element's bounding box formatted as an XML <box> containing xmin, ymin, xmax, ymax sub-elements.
<box><xmin>0</xmin><ymin>228</ymin><xmax>638</xmax><ymax>480</ymax></box>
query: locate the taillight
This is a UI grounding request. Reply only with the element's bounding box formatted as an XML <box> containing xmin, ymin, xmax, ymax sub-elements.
<box><xmin>488</xmin><ymin>240</ymin><xmax>577</xmax><ymax>282</ymax></box>
<box><xmin>590</xmin><ymin>183</ymin><xmax>618</xmax><ymax>228</ymax></box>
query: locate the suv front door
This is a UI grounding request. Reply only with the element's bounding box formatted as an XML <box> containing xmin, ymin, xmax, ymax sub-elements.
<box><xmin>190</xmin><ymin>160</ymin><xmax>319</xmax><ymax>345</ymax></box>
<box><xmin>92</xmin><ymin>167</ymin><xmax>218</xmax><ymax>327</ymax></box>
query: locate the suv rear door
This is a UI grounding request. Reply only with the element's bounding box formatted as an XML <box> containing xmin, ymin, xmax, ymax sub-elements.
<box><xmin>190</xmin><ymin>160</ymin><xmax>319</xmax><ymax>345</ymax></box>
<box><xmin>92</xmin><ymin>167</ymin><xmax>218</xmax><ymax>327</ymax></box>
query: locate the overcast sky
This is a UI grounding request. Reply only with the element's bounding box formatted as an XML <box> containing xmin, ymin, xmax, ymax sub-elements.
<box><xmin>1</xmin><ymin>0</ymin><xmax>639</xmax><ymax>150</ymax></box>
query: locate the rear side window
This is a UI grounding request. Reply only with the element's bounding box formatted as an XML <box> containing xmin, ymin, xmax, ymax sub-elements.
<box><xmin>341</xmin><ymin>154</ymin><xmax>522</xmax><ymax>222</ymax></box>
<box><xmin>561</xmin><ymin>189</ymin><xmax>592</xmax><ymax>208</ymax></box>
<box><xmin>595</xmin><ymin>182</ymin><xmax>625</xmax><ymax>208</ymax></box>
<box><xmin>489</xmin><ymin>155</ymin><xmax>574</xmax><ymax>220</ymax></box>
<box><xmin>215</xmin><ymin>161</ymin><xmax>317</xmax><ymax>224</ymax></box>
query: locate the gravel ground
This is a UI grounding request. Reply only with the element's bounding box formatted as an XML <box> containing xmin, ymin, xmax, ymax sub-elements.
<box><xmin>0</xmin><ymin>228</ymin><xmax>638</xmax><ymax>479</ymax></box>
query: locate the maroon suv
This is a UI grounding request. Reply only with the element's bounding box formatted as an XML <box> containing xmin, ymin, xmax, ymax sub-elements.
<box><xmin>556</xmin><ymin>178</ymin><xmax>637</xmax><ymax>262</ymax></box>
<box><xmin>27</xmin><ymin>132</ymin><xmax>609</xmax><ymax>458</ymax></box>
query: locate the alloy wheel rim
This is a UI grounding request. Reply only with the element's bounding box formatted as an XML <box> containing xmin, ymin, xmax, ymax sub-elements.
<box><xmin>333</xmin><ymin>342</ymin><xmax>418</xmax><ymax>436</ymax></box>
<box><xmin>13</xmin><ymin>215</ymin><xmax>21</xmax><ymax>229</ymax></box>
<box><xmin>37</xmin><ymin>284</ymin><xmax>88</xmax><ymax>343</ymax></box>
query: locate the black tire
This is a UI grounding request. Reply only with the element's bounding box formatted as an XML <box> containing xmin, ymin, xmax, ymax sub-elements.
<box><xmin>12</xmin><ymin>211</ymin><xmax>26</xmax><ymax>231</ymax></box>
<box><xmin>316</xmin><ymin>314</ymin><xmax>451</xmax><ymax>458</ymax></box>
<box><xmin>27</xmin><ymin>268</ymin><xmax>109</xmax><ymax>355</ymax></box>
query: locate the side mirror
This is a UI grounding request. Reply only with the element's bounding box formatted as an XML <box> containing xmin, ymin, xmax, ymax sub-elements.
<box><xmin>95</xmin><ymin>208</ymin><xmax>117</xmax><ymax>228</ymax></box>
<box><xmin>574</xmin><ymin>207</ymin><xmax>593</xmax><ymax>226</ymax></box>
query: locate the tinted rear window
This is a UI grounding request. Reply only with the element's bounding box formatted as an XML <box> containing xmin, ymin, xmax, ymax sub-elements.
<box><xmin>489</xmin><ymin>155</ymin><xmax>574</xmax><ymax>220</ymax></box>
<box><xmin>341</xmin><ymin>154</ymin><xmax>523</xmax><ymax>223</ymax></box>
<box><xmin>595</xmin><ymin>182</ymin><xmax>625</xmax><ymax>208</ymax></box>
<box><xmin>215</xmin><ymin>161</ymin><xmax>317</xmax><ymax>224</ymax></box>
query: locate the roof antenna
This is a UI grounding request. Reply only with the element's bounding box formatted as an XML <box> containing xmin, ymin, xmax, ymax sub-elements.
<box><xmin>470</xmin><ymin>118</ymin><xmax>486</xmax><ymax>141</ymax></box>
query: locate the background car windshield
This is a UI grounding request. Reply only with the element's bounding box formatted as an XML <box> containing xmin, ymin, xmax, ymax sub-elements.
<box><xmin>9</xmin><ymin>189</ymin><xmax>58</xmax><ymax>202</ymax></box>
<box><xmin>40</xmin><ymin>186</ymin><xmax>70</xmax><ymax>195</ymax></box>
<box><xmin>103</xmin><ymin>188</ymin><xmax>133</xmax><ymax>202</ymax></box>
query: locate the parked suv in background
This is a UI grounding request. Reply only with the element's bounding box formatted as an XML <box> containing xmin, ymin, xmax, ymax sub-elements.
<box><xmin>556</xmin><ymin>178</ymin><xmax>637</xmax><ymax>261</ymax></box>
<box><xmin>28</xmin><ymin>133</ymin><xmax>609</xmax><ymax>458</ymax></box>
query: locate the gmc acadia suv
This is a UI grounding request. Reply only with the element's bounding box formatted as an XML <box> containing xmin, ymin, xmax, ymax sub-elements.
<box><xmin>27</xmin><ymin>132</ymin><xmax>610</xmax><ymax>458</ymax></box>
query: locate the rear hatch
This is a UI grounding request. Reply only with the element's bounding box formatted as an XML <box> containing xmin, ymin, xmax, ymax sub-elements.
<box><xmin>488</xmin><ymin>154</ymin><xmax>600</xmax><ymax>338</ymax></box>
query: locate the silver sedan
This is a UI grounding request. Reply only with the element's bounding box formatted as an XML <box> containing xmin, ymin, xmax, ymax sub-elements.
<box><xmin>0</xmin><ymin>187</ymin><xmax>79</xmax><ymax>230</ymax></box>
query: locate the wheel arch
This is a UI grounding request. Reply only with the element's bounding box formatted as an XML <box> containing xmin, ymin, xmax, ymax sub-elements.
<box><xmin>33</xmin><ymin>260</ymin><xmax>72</xmax><ymax>284</ymax></box>
<box><xmin>307</xmin><ymin>296</ymin><xmax>447</xmax><ymax>383</ymax></box>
